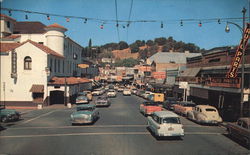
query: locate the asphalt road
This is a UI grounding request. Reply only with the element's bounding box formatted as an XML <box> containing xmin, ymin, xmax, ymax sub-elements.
<box><xmin>0</xmin><ymin>93</ymin><xmax>249</xmax><ymax>155</ymax></box>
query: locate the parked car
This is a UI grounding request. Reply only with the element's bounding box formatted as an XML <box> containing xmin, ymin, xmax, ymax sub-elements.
<box><xmin>71</xmin><ymin>104</ymin><xmax>99</xmax><ymax>125</ymax></box>
<box><xmin>95</xmin><ymin>96</ymin><xmax>110</xmax><ymax>107</ymax></box>
<box><xmin>147</xmin><ymin>111</ymin><xmax>184</xmax><ymax>138</ymax></box>
<box><xmin>107</xmin><ymin>89</ymin><xmax>116</xmax><ymax>97</ymax></box>
<box><xmin>117</xmin><ymin>86</ymin><xmax>124</xmax><ymax>92</ymax></box>
<box><xmin>137</xmin><ymin>90</ymin><xmax>145</xmax><ymax>97</ymax></box>
<box><xmin>0</xmin><ymin>105</ymin><xmax>21</xmax><ymax>123</ymax></box>
<box><xmin>123</xmin><ymin>89</ymin><xmax>131</xmax><ymax>96</ymax></box>
<box><xmin>131</xmin><ymin>88</ymin><xmax>137</xmax><ymax>94</ymax></box>
<box><xmin>84</xmin><ymin>91</ymin><xmax>93</xmax><ymax>101</ymax></box>
<box><xmin>187</xmin><ymin>105</ymin><xmax>223</xmax><ymax>125</ymax></box>
<box><xmin>163</xmin><ymin>97</ymin><xmax>178</xmax><ymax>111</ymax></box>
<box><xmin>92</xmin><ymin>89</ymin><xmax>102</xmax><ymax>96</ymax></box>
<box><xmin>227</xmin><ymin>117</ymin><xmax>250</xmax><ymax>147</ymax></box>
<box><xmin>75</xmin><ymin>95</ymin><xmax>89</xmax><ymax>104</ymax></box>
<box><xmin>142</xmin><ymin>91</ymin><xmax>153</xmax><ymax>99</ymax></box>
<box><xmin>173</xmin><ymin>101</ymin><xmax>196</xmax><ymax>116</ymax></box>
<box><xmin>139</xmin><ymin>101</ymin><xmax>163</xmax><ymax>116</ymax></box>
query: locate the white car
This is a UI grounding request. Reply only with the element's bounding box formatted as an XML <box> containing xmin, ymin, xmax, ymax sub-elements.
<box><xmin>147</xmin><ymin>111</ymin><xmax>184</xmax><ymax>139</ymax></box>
<box><xmin>123</xmin><ymin>89</ymin><xmax>131</xmax><ymax>96</ymax></box>
<box><xmin>107</xmin><ymin>89</ymin><xmax>117</xmax><ymax>97</ymax></box>
<box><xmin>92</xmin><ymin>89</ymin><xmax>102</xmax><ymax>96</ymax></box>
<box><xmin>187</xmin><ymin>105</ymin><xmax>222</xmax><ymax>125</ymax></box>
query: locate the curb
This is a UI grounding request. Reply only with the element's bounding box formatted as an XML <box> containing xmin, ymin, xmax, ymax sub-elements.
<box><xmin>6</xmin><ymin>106</ymin><xmax>37</xmax><ymax>110</ymax></box>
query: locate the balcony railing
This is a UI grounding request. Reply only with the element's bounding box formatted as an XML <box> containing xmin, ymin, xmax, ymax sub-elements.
<box><xmin>176</xmin><ymin>77</ymin><xmax>241</xmax><ymax>88</ymax></box>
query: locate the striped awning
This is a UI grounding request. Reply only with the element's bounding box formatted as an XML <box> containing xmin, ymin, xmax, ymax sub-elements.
<box><xmin>29</xmin><ymin>84</ymin><xmax>44</xmax><ymax>93</ymax></box>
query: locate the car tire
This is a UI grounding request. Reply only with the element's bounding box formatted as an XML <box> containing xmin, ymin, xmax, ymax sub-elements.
<box><xmin>1</xmin><ymin>117</ymin><xmax>8</xmax><ymax>123</ymax></box>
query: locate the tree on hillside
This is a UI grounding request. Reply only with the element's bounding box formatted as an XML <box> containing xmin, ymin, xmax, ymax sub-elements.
<box><xmin>154</xmin><ymin>37</ymin><xmax>167</xmax><ymax>46</ymax></box>
<box><xmin>114</xmin><ymin>58</ymin><xmax>139</xmax><ymax>67</ymax></box>
<box><xmin>118</xmin><ymin>41</ymin><xmax>129</xmax><ymax>50</ymax></box>
<box><xmin>146</xmin><ymin>40</ymin><xmax>154</xmax><ymax>46</ymax></box>
<box><xmin>135</xmin><ymin>40</ymin><xmax>145</xmax><ymax>47</ymax></box>
<box><xmin>98</xmin><ymin>50</ymin><xmax>114</xmax><ymax>59</ymax></box>
<box><xmin>130</xmin><ymin>43</ymin><xmax>140</xmax><ymax>53</ymax></box>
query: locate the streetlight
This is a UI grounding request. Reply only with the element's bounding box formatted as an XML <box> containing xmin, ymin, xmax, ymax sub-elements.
<box><xmin>225</xmin><ymin>7</ymin><xmax>246</xmax><ymax>117</ymax></box>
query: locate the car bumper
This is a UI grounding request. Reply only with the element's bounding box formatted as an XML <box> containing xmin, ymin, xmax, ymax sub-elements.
<box><xmin>200</xmin><ymin>120</ymin><xmax>221</xmax><ymax>124</ymax></box>
<box><xmin>71</xmin><ymin>119</ymin><xmax>93</xmax><ymax>124</ymax></box>
<box><xmin>158</xmin><ymin>132</ymin><xmax>184</xmax><ymax>137</ymax></box>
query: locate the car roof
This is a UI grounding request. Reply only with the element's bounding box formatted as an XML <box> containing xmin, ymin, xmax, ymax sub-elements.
<box><xmin>154</xmin><ymin>111</ymin><xmax>179</xmax><ymax>118</ymax></box>
<box><xmin>239</xmin><ymin>117</ymin><xmax>250</xmax><ymax>125</ymax></box>
<box><xmin>196</xmin><ymin>105</ymin><xmax>217</xmax><ymax>109</ymax></box>
<box><xmin>76</xmin><ymin>104</ymin><xmax>95</xmax><ymax>108</ymax></box>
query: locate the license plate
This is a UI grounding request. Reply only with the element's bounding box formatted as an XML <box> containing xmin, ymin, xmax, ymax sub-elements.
<box><xmin>168</xmin><ymin>127</ymin><xmax>174</xmax><ymax>131</ymax></box>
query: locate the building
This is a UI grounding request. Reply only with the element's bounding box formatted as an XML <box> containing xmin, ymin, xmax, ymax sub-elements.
<box><xmin>0</xmin><ymin>14</ymin><xmax>92</xmax><ymax>107</ymax></box>
<box><xmin>175</xmin><ymin>46</ymin><xmax>250</xmax><ymax>121</ymax></box>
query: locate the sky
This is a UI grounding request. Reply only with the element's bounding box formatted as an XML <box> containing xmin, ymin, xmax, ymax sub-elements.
<box><xmin>1</xmin><ymin>0</ymin><xmax>250</xmax><ymax>50</ymax></box>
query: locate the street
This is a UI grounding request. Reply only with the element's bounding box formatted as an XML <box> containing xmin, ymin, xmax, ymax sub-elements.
<box><xmin>0</xmin><ymin>93</ymin><xmax>249</xmax><ymax>155</ymax></box>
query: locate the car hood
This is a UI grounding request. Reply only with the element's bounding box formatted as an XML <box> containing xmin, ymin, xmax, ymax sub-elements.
<box><xmin>0</xmin><ymin>109</ymin><xmax>19</xmax><ymax>114</ymax></box>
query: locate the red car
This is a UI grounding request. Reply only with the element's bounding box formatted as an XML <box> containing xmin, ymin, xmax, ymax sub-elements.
<box><xmin>139</xmin><ymin>101</ymin><xmax>162</xmax><ymax>116</ymax></box>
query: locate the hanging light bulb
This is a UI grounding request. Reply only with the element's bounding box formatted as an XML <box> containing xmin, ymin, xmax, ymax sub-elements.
<box><xmin>8</xmin><ymin>10</ymin><xmax>12</xmax><ymax>16</ymax></box>
<box><xmin>100</xmin><ymin>24</ymin><xmax>104</xmax><ymax>29</ymax></box>
<box><xmin>47</xmin><ymin>15</ymin><xmax>50</xmax><ymax>20</ymax></box>
<box><xmin>127</xmin><ymin>23</ymin><xmax>130</xmax><ymax>27</ymax></box>
<box><xmin>180</xmin><ymin>20</ymin><xmax>183</xmax><ymax>26</ymax></box>
<box><xmin>161</xmin><ymin>21</ymin><xmax>163</xmax><ymax>28</ymax></box>
<box><xmin>218</xmin><ymin>19</ymin><xmax>221</xmax><ymax>24</ymax></box>
<box><xmin>116</xmin><ymin>23</ymin><xmax>119</xmax><ymax>27</ymax></box>
<box><xmin>84</xmin><ymin>18</ymin><xmax>87</xmax><ymax>24</ymax></box>
<box><xmin>25</xmin><ymin>14</ymin><xmax>28</xmax><ymax>20</ymax></box>
<box><xmin>123</xmin><ymin>25</ymin><xmax>126</xmax><ymax>28</ymax></box>
<box><xmin>66</xmin><ymin>18</ymin><xmax>70</xmax><ymax>22</ymax></box>
<box><xmin>225</xmin><ymin>22</ymin><xmax>230</xmax><ymax>33</ymax></box>
<box><xmin>198</xmin><ymin>21</ymin><xmax>202</xmax><ymax>27</ymax></box>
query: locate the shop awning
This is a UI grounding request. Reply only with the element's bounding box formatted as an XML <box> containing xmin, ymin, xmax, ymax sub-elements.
<box><xmin>29</xmin><ymin>84</ymin><xmax>44</xmax><ymax>93</ymax></box>
<box><xmin>180</xmin><ymin>67</ymin><xmax>200</xmax><ymax>77</ymax></box>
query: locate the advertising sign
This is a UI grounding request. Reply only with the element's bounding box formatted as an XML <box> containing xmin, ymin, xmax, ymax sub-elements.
<box><xmin>152</xmin><ymin>72</ymin><xmax>166</xmax><ymax>79</ymax></box>
<box><xmin>78</xmin><ymin>64</ymin><xmax>89</xmax><ymax>68</ymax></box>
<box><xmin>227</xmin><ymin>23</ymin><xmax>250</xmax><ymax>78</ymax></box>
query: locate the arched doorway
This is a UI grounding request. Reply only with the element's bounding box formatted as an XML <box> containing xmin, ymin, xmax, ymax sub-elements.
<box><xmin>50</xmin><ymin>90</ymin><xmax>64</xmax><ymax>105</ymax></box>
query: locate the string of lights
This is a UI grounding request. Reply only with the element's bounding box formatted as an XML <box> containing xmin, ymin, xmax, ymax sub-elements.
<box><xmin>126</xmin><ymin>0</ymin><xmax>134</xmax><ymax>41</ymax></box>
<box><xmin>114</xmin><ymin>0</ymin><xmax>120</xmax><ymax>41</ymax></box>
<box><xmin>1</xmin><ymin>7</ymin><xmax>248</xmax><ymax>27</ymax></box>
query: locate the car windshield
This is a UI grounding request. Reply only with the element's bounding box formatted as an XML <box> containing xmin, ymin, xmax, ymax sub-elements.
<box><xmin>144</xmin><ymin>102</ymin><xmax>158</xmax><ymax>106</ymax></box>
<box><xmin>98</xmin><ymin>97</ymin><xmax>107</xmax><ymax>100</ymax></box>
<box><xmin>162</xmin><ymin>117</ymin><xmax>181</xmax><ymax>124</ymax></box>
<box><xmin>109</xmin><ymin>90</ymin><xmax>115</xmax><ymax>92</ymax></box>
<box><xmin>184</xmin><ymin>103</ymin><xmax>196</xmax><ymax>107</ymax></box>
<box><xmin>77</xmin><ymin>107</ymin><xmax>94</xmax><ymax>111</ymax></box>
<box><xmin>205</xmin><ymin>108</ymin><xmax>217</xmax><ymax>112</ymax></box>
<box><xmin>77</xmin><ymin>96</ymin><xmax>87</xmax><ymax>100</ymax></box>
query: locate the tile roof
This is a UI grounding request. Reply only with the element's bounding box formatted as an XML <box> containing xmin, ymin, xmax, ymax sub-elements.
<box><xmin>0</xmin><ymin>42</ymin><xmax>21</xmax><ymax>52</ymax></box>
<box><xmin>148</xmin><ymin>52</ymin><xmax>201</xmax><ymax>64</ymax></box>
<box><xmin>0</xmin><ymin>14</ymin><xmax>16</xmax><ymax>21</ymax></box>
<box><xmin>29</xmin><ymin>84</ymin><xmax>44</xmax><ymax>93</ymax></box>
<box><xmin>14</xmin><ymin>22</ymin><xmax>46</xmax><ymax>34</ymax></box>
<box><xmin>49</xmin><ymin>77</ymin><xmax>91</xmax><ymax>85</ymax></box>
<box><xmin>2</xmin><ymin>34</ymin><xmax>21</xmax><ymax>39</ymax></box>
<box><xmin>0</xmin><ymin>40</ymin><xmax>64</xmax><ymax>58</ymax></box>
<box><xmin>46</xmin><ymin>23</ymin><xmax>67</xmax><ymax>31</ymax></box>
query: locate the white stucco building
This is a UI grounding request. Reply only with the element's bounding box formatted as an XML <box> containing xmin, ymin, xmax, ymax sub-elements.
<box><xmin>0</xmin><ymin>14</ymin><xmax>92</xmax><ymax>107</ymax></box>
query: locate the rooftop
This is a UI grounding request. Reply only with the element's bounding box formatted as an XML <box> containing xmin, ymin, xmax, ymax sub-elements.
<box><xmin>154</xmin><ymin>111</ymin><xmax>179</xmax><ymax>118</ymax></box>
<box><xmin>14</xmin><ymin>21</ymin><xmax>47</xmax><ymax>34</ymax></box>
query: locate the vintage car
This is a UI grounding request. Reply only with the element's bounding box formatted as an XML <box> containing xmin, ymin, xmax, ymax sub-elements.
<box><xmin>117</xmin><ymin>87</ymin><xmax>124</xmax><ymax>92</ymax></box>
<box><xmin>0</xmin><ymin>105</ymin><xmax>21</xmax><ymax>123</ymax></box>
<box><xmin>95</xmin><ymin>96</ymin><xmax>110</xmax><ymax>107</ymax></box>
<box><xmin>227</xmin><ymin>117</ymin><xmax>250</xmax><ymax>146</ymax></box>
<box><xmin>107</xmin><ymin>89</ymin><xmax>116</xmax><ymax>97</ymax></box>
<box><xmin>140</xmin><ymin>101</ymin><xmax>162</xmax><ymax>116</ymax></box>
<box><xmin>75</xmin><ymin>95</ymin><xmax>89</xmax><ymax>104</ymax></box>
<box><xmin>187</xmin><ymin>105</ymin><xmax>222</xmax><ymax>125</ymax></box>
<box><xmin>173</xmin><ymin>101</ymin><xmax>196</xmax><ymax>116</ymax></box>
<box><xmin>123</xmin><ymin>89</ymin><xmax>131</xmax><ymax>96</ymax></box>
<box><xmin>92</xmin><ymin>88</ymin><xmax>102</xmax><ymax>96</ymax></box>
<box><xmin>71</xmin><ymin>104</ymin><xmax>99</xmax><ymax>125</ymax></box>
<box><xmin>147</xmin><ymin>111</ymin><xmax>184</xmax><ymax>138</ymax></box>
<box><xmin>163</xmin><ymin>97</ymin><xmax>178</xmax><ymax>111</ymax></box>
<box><xmin>84</xmin><ymin>91</ymin><xmax>93</xmax><ymax>101</ymax></box>
<box><xmin>131</xmin><ymin>88</ymin><xmax>137</xmax><ymax>94</ymax></box>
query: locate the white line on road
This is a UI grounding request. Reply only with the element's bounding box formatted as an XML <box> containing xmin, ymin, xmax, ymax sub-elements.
<box><xmin>9</xmin><ymin>124</ymin><xmax>148</xmax><ymax>130</ymax></box>
<box><xmin>0</xmin><ymin>132</ymin><xmax>226</xmax><ymax>138</ymax></box>
<box><xmin>19</xmin><ymin>110</ymin><xmax>57</xmax><ymax>125</ymax></box>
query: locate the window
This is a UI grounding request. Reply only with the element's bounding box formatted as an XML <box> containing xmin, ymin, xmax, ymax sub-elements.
<box><xmin>54</xmin><ymin>59</ymin><xmax>57</xmax><ymax>72</ymax></box>
<box><xmin>7</xmin><ymin>21</ymin><xmax>10</xmax><ymax>28</ymax></box>
<box><xmin>50</xmin><ymin>59</ymin><xmax>53</xmax><ymax>72</ymax></box>
<box><xmin>63</xmin><ymin>61</ymin><xmax>65</xmax><ymax>73</ymax></box>
<box><xmin>38</xmin><ymin>42</ymin><xmax>44</xmax><ymax>45</ymax></box>
<box><xmin>24</xmin><ymin>56</ymin><xmax>32</xmax><ymax>70</ymax></box>
<box><xmin>58</xmin><ymin>60</ymin><xmax>60</xmax><ymax>73</ymax></box>
<box><xmin>209</xmin><ymin>58</ymin><xmax>220</xmax><ymax>63</ymax></box>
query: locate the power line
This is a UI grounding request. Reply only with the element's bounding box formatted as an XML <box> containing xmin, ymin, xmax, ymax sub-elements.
<box><xmin>126</xmin><ymin>0</ymin><xmax>134</xmax><ymax>42</ymax></box>
<box><xmin>114</xmin><ymin>0</ymin><xmax>120</xmax><ymax>42</ymax></box>
<box><xmin>1</xmin><ymin>7</ymin><xmax>247</xmax><ymax>25</ymax></box>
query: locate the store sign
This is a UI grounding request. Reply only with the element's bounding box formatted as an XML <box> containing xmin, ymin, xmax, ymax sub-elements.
<box><xmin>227</xmin><ymin>23</ymin><xmax>250</xmax><ymax>78</ymax></box>
<box><xmin>11</xmin><ymin>51</ymin><xmax>17</xmax><ymax>78</ymax></box>
<box><xmin>152</xmin><ymin>72</ymin><xmax>166</xmax><ymax>79</ymax></box>
<box><xmin>78</xmin><ymin>64</ymin><xmax>89</xmax><ymax>68</ymax></box>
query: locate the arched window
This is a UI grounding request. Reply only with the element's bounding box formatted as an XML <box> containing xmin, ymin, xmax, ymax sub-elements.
<box><xmin>24</xmin><ymin>56</ymin><xmax>32</xmax><ymax>70</ymax></box>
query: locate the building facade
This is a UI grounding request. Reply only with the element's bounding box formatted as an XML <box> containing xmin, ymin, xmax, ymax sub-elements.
<box><xmin>0</xmin><ymin>14</ymin><xmax>91</xmax><ymax>107</ymax></box>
